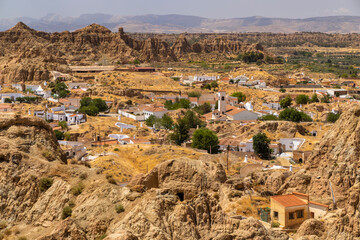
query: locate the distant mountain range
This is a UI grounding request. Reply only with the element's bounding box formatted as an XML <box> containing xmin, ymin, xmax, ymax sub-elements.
<box><xmin>1</xmin><ymin>14</ymin><xmax>360</xmax><ymax>33</ymax></box>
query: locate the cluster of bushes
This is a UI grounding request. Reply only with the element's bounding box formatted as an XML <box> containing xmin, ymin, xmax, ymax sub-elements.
<box><xmin>164</xmin><ymin>99</ymin><xmax>191</xmax><ymax>110</ymax></box>
<box><xmin>231</xmin><ymin>92</ymin><xmax>247</xmax><ymax>102</ymax></box>
<box><xmin>15</xmin><ymin>96</ymin><xmax>38</xmax><ymax>103</ymax></box>
<box><xmin>193</xmin><ymin>102</ymin><xmax>212</xmax><ymax>115</ymax></box>
<box><xmin>278</xmin><ymin>108</ymin><xmax>312</xmax><ymax>122</ymax></box>
<box><xmin>295</xmin><ymin>94</ymin><xmax>320</xmax><ymax>105</ymax></box>
<box><xmin>327</xmin><ymin>112</ymin><xmax>340</xmax><ymax>123</ymax></box>
<box><xmin>187</xmin><ymin>91</ymin><xmax>201</xmax><ymax>98</ymax></box>
<box><xmin>145</xmin><ymin>114</ymin><xmax>174</xmax><ymax>130</ymax></box>
<box><xmin>201</xmin><ymin>81</ymin><xmax>219</xmax><ymax>90</ymax></box>
<box><xmin>39</xmin><ymin>177</ymin><xmax>53</xmax><ymax>192</ymax></box>
<box><xmin>237</xmin><ymin>51</ymin><xmax>264</xmax><ymax>63</ymax></box>
<box><xmin>78</xmin><ymin>97</ymin><xmax>108</xmax><ymax>116</ymax></box>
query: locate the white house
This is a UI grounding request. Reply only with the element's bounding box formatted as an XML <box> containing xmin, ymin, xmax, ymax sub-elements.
<box><xmin>0</xmin><ymin>93</ymin><xmax>24</xmax><ymax>103</ymax></box>
<box><xmin>234</xmin><ymin>75</ymin><xmax>249</xmax><ymax>85</ymax></box>
<box><xmin>226</xmin><ymin>108</ymin><xmax>259</xmax><ymax>121</ymax></box>
<box><xmin>279</xmin><ymin>138</ymin><xmax>305</xmax><ymax>151</ymax></box>
<box><xmin>26</xmin><ymin>85</ymin><xmax>45</xmax><ymax>96</ymax></box>
<box><xmin>143</xmin><ymin>106</ymin><xmax>168</xmax><ymax>120</ymax></box>
<box><xmin>263</xmin><ymin>102</ymin><xmax>281</xmax><ymax>110</ymax></box>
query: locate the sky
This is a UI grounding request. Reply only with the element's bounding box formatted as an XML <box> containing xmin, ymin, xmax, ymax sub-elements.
<box><xmin>0</xmin><ymin>0</ymin><xmax>360</xmax><ymax>19</ymax></box>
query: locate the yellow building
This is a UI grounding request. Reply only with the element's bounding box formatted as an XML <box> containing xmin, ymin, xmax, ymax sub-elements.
<box><xmin>270</xmin><ymin>192</ymin><xmax>328</xmax><ymax>228</ymax></box>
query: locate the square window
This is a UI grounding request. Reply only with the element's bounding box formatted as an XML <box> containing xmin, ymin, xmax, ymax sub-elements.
<box><xmin>296</xmin><ymin>210</ymin><xmax>304</xmax><ymax>218</ymax></box>
<box><xmin>289</xmin><ymin>212</ymin><xmax>295</xmax><ymax>219</ymax></box>
<box><xmin>273</xmin><ymin>211</ymin><xmax>279</xmax><ymax>219</ymax></box>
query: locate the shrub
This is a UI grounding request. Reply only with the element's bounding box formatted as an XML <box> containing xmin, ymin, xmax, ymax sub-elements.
<box><xmin>327</xmin><ymin>112</ymin><xmax>340</xmax><ymax>123</ymax></box>
<box><xmin>79</xmin><ymin>173</ymin><xmax>88</xmax><ymax>180</ymax></box>
<box><xmin>187</xmin><ymin>91</ymin><xmax>201</xmax><ymax>98</ymax></box>
<box><xmin>0</xmin><ymin>221</ymin><xmax>7</xmax><ymax>229</ymax></box>
<box><xmin>115</xmin><ymin>204</ymin><xmax>125</xmax><ymax>213</ymax></box>
<box><xmin>295</xmin><ymin>94</ymin><xmax>310</xmax><ymax>105</ymax></box>
<box><xmin>260</xmin><ymin>114</ymin><xmax>278</xmax><ymax>121</ymax></box>
<box><xmin>62</xmin><ymin>206</ymin><xmax>72</xmax><ymax>219</ymax></box>
<box><xmin>54</xmin><ymin>130</ymin><xmax>64</xmax><ymax>140</ymax></box>
<box><xmin>68</xmin><ymin>200</ymin><xmax>76</xmax><ymax>208</ymax></box>
<box><xmin>279</xmin><ymin>88</ymin><xmax>286</xmax><ymax>93</ymax></box>
<box><xmin>18</xmin><ymin>237</ymin><xmax>27</xmax><ymax>240</ymax></box>
<box><xmin>231</xmin><ymin>92</ymin><xmax>246</xmax><ymax>102</ymax></box>
<box><xmin>279</xmin><ymin>108</ymin><xmax>312</xmax><ymax>122</ymax></box>
<box><xmin>113</xmin><ymin>148</ymin><xmax>119</xmax><ymax>151</ymax></box>
<box><xmin>71</xmin><ymin>182</ymin><xmax>85</xmax><ymax>196</ymax></box>
<box><xmin>271</xmin><ymin>222</ymin><xmax>280</xmax><ymax>228</ymax></box>
<box><xmin>280</xmin><ymin>95</ymin><xmax>292</xmax><ymax>108</ymax></box>
<box><xmin>106</xmin><ymin>174</ymin><xmax>117</xmax><ymax>185</ymax></box>
<box><xmin>42</xmin><ymin>151</ymin><xmax>55</xmax><ymax>161</ymax></box>
<box><xmin>39</xmin><ymin>178</ymin><xmax>53</xmax><ymax>192</ymax></box>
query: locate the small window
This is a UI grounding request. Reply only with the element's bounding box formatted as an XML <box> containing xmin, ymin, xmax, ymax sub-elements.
<box><xmin>273</xmin><ymin>211</ymin><xmax>278</xmax><ymax>219</ymax></box>
<box><xmin>296</xmin><ymin>210</ymin><xmax>304</xmax><ymax>218</ymax></box>
<box><xmin>221</xmin><ymin>96</ymin><xmax>225</xmax><ymax>101</ymax></box>
<box><xmin>289</xmin><ymin>212</ymin><xmax>295</xmax><ymax>219</ymax></box>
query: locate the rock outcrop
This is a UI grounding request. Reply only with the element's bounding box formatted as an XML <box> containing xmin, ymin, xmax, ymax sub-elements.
<box><xmin>0</xmin><ymin>22</ymin><xmax>269</xmax><ymax>82</ymax></box>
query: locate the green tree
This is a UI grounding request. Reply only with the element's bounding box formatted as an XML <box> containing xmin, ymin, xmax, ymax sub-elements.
<box><xmin>321</xmin><ymin>94</ymin><xmax>331</xmax><ymax>103</ymax></box>
<box><xmin>80</xmin><ymin>97</ymin><xmax>92</xmax><ymax>107</ymax></box>
<box><xmin>161</xmin><ymin>114</ymin><xmax>174</xmax><ymax>130</ymax></box>
<box><xmin>4</xmin><ymin>98</ymin><xmax>12</xmax><ymax>103</ymax></box>
<box><xmin>51</xmin><ymin>81</ymin><xmax>70</xmax><ymax>99</ymax></box>
<box><xmin>92</xmin><ymin>98</ymin><xmax>108</xmax><ymax>112</ymax></box>
<box><xmin>326</xmin><ymin>112</ymin><xmax>340</xmax><ymax>123</ymax></box>
<box><xmin>54</xmin><ymin>130</ymin><xmax>64</xmax><ymax>140</ymax></box>
<box><xmin>78</xmin><ymin>105</ymin><xmax>99</xmax><ymax>116</ymax></box>
<box><xmin>210</xmin><ymin>81</ymin><xmax>219</xmax><ymax>89</ymax></box>
<box><xmin>191</xmin><ymin>128</ymin><xmax>219</xmax><ymax>154</ymax></box>
<box><xmin>202</xmin><ymin>84</ymin><xmax>211</xmax><ymax>90</ymax></box>
<box><xmin>170</xmin><ymin>118</ymin><xmax>190</xmax><ymax>145</ymax></box>
<box><xmin>145</xmin><ymin>115</ymin><xmax>160</xmax><ymax>127</ymax></box>
<box><xmin>58</xmin><ymin>121</ymin><xmax>68</xmax><ymax>130</ymax></box>
<box><xmin>296</xmin><ymin>94</ymin><xmax>310</xmax><ymax>105</ymax></box>
<box><xmin>279</xmin><ymin>88</ymin><xmax>286</xmax><ymax>93</ymax></box>
<box><xmin>194</xmin><ymin>102</ymin><xmax>212</xmax><ymax>115</ymax></box>
<box><xmin>231</xmin><ymin>92</ymin><xmax>246</xmax><ymax>102</ymax></box>
<box><xmin>310</xmin><ymin>94</ymin><xmax>319</xmax><ymax>103</ymax></box>
<box><xmin>253</xmin><ymin>133</ymin><xmax>271</xmax><ymax>160</ymax></box>
<box><xmin>280</xmin><ymin>95</ymin><xmax>292</xmax><ymax>108</ymax></box>
<box><xmin>183</xmin><ymin>110</ymin><xmax>205</xmax><ymax>129</ymax></box>
<box><xmin>279</xmin><ymin>108</ymin><xmax>312</xmax><ymax>122</ymax></box>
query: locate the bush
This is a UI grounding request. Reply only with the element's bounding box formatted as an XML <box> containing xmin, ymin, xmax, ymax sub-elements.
<box><xmin>295</xmin><ymin>94</ymin><xmax>310</xmax><ymax>105</ymax></box>
<box><xmin>279</xmin><ymin>88</ymin><xmax>286</xmax><ymax>93</ymax></box>
<box><xmin>39</xmin><ymin>178</ymin><xmax>53</xmax><ymax>192</ymax></box>
<box><xmin>106</xmin><ymin>174</ymin><xmax>117</xmax><ymax>185</ymax></box>
<box><xmin>4</xmin><ymin>98</ymin><xmax>12</xmax><ymax>103</ymax></box>
<box><xmin>42</xmin><ymin>151</ymin><xmax>55</xmax><ymax>161</ymax></box>
<box><xmin>187</xmin><ymin>91</ymin><xmax>201</xmax><ymax>98</ymax></box>
<box><xmin>71</xmin><ymin>182</ymin><xmax>85</xmax><ymax>196</ymax></box>
<box><xmin>62</xmin><ymin>206</ymin><xmax>72</xmax><ymax>219</ymax></box>
<box><xmin>113</xmin><ymin>148</ymin><xmax>119</xmax><ymax>151</ymax></box>
<box><xmin>327</xmin><ymin>112</ymin><xmax>340</xmax><ymax>123</ymax></box>
<box><xmin>0</xmin><ymin>221</ymin><xmax>7</xmax><ymax>230</ymax></box>
<box><xmin>68</xmin><ymin>200</ymin><xmax>76</xmax><ymax>208</ymax></box>
<box><xmin>280</xmin><ymin>95</ymin><xmax>292</xmax><ymax>108</ymax></box>
<box><xmin>279</xmin><ymin>108</ymin><xmax>312</xmax><ymax>122</ymax></box>
<box><xmin>18</xmin><ymin>237</ymin><xmax>27</xmax><ymax>240</ymax></box>
<box><xmin>115</xmin><ymin>204</ymin><xmax>125</xmax><ymax>213</ymax></box>
<box><xmin>260</xmin><ymin>115</ymin><xmax>278</xmax><ymax>121</ymax></box>
<box><xmin>79</xmin><ymin>173</ymin><xmax>88</xmax><ymax>180</ymax></box>
<box><xmin>54</xmin><ymin>130</ymin><xmax>64</xmax><ymax>140</ymax></box>
<box><xmin>271</xmin><ymin>222</ymin><xmax>280</xmax><ymax>228</ymax></box>
<box><xmin>231</xmin><ymin>92</ymin><xmax>246</xmax><ymax>102</ymax></box>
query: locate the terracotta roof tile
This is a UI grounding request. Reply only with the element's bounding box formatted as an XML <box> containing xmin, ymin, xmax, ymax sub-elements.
<box><xmin>271</xmin><ymin>194</ymin><xmax>307</xmax><ymax>207</ymax></box>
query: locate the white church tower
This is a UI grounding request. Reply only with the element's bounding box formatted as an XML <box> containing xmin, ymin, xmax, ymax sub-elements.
<box><xmin>218</xmin><ymin>91</ymin><xmax>226</xmax><ymax>114</ymax></box>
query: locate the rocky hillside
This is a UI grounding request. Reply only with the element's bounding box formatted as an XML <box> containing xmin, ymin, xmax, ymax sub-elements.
<box><xmin>0</xmin><ymin>22</ymin><xmax>266</xmax><ymax>83</ymax></box>
<box><xmin>0</xmin><ymin>114</ymin><xmax>287</xmax><ymax>239</ymax></box>
<box><xmin>249</xmin><ymin>104</ymin><xmax>360</xmax><ymax>239</ymax></box>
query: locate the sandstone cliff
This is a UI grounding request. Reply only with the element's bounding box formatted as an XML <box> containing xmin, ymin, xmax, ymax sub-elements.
<box><xmin>0</xmin><ymin>114</ymin><xmax>285</xmax><ymax>239</ymax></box>
<box><xmin>0</xmin><ymin>22</ymin><xmax>268</xmax><ymax>83</ymax></box>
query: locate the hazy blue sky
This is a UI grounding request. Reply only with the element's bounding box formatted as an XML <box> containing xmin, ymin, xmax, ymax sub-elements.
<box><xmin>0</xmin><ymin>0</ymin><xmax>360</xmax><ymax>19</ymax></box>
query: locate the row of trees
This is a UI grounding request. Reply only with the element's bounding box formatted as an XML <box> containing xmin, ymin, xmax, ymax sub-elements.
<box><xmin>280</xmin><ymin>94</ymin><xmax>330</xmax><ymax>109</ymax></box>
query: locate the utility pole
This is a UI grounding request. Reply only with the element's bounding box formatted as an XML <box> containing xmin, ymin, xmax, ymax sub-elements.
<box><xmin>227</xmin><ymin>145</ymin><xmax>230</xmax><ymax>171</ymax></box>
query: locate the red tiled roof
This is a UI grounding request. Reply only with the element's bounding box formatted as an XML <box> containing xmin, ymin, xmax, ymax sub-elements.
<box><xmin>309</xmin><ymin>201</ymin><xmax>329</xmax><ymax>208</ymax></box>
<box><xmin>144</xmin><ymin>106</ymin><xmax>166</xmax><ymax>112</ymax></box>
<box><xmin>226</xmin><ymin>108</ymin><xmax>246</xmax><ymax>116</ymax></box>
<box><xmin>271</xmin><ymin>194</ymin><xmax>307</xmax><ymax>207</ymax></box>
